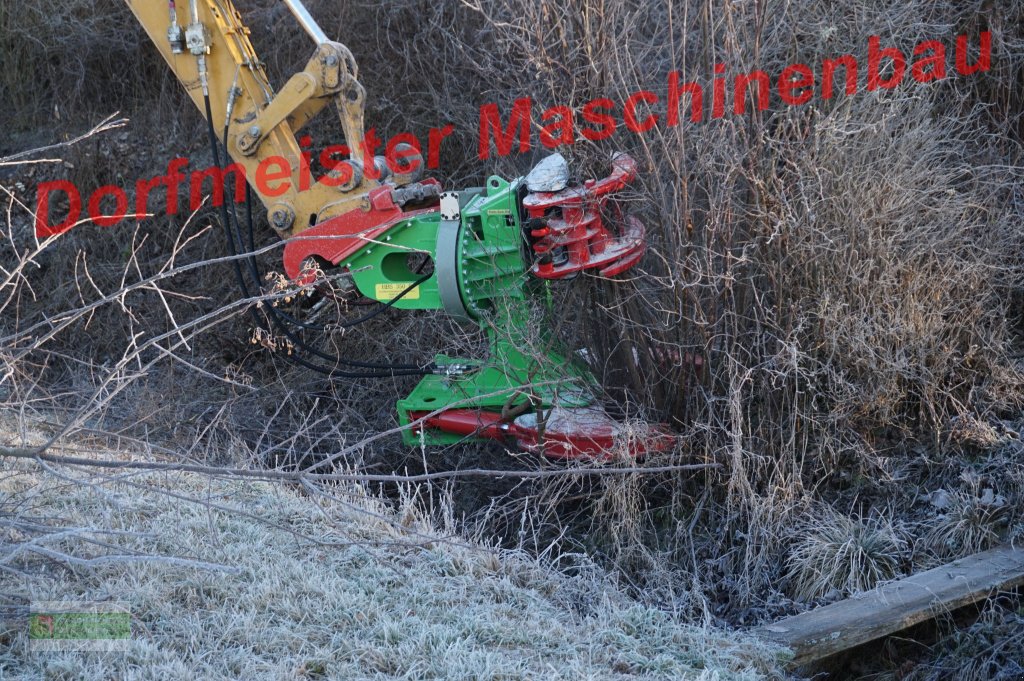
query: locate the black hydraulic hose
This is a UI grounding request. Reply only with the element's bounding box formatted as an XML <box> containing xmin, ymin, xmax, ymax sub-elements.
<box><xmin>336</xmin><ymin>270</ymin><xmax>433</xmax><ymax>327</ymax></box>
<box><xmin>202</xmin><ymin>93</ymin><xmax>431</xmax><ymax>378</ymax></box>
<box><xmin>236</xmin><ymin>176</ymin><xmax>423</xmax><ymax>332</ymax></box>
<box><xmin>218</xmin><ymin>126</ymin><xmax>429</xmax><ymax>367</ymax></box>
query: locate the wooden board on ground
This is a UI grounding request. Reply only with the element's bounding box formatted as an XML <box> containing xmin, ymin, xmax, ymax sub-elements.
<box><xmin>754</xmin><ymin>545</ymin><xmax>1024</xmax><ymax>667</ymax></box>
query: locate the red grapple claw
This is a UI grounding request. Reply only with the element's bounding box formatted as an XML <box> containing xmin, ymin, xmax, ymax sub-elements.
<box><xmin>523</xmin><ymin>154</ymin><xmax>649</xmax><ymax>280</ymax></box>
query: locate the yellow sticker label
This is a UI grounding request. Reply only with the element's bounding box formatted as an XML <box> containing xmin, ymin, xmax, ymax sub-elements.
<box><xmin>375</xmin><ymin>283</ymin><xmax>421</xmax><ymax>301</ymax></box>
<box><xmin>487</xmin><ymin>209</ymin><xmax>510</xmax><ymax>216</ymax></box>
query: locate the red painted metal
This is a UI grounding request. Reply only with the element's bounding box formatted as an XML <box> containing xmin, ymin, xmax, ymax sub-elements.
<box><xmin>523</xmin><ymin>154</ymin><xmax>649</xmax><ymax>280</ymax></box>
<box><xmin>281</xmin><ymin>180</ymin><xmax>441</xmax><ymax>281</ymax></box>
<box><xmin>410</xmin><ymin>409</ymin><xmax>508</xmax><ymax>440</ymax></box>
<box><xmin>409</xmin><ymin>406</ymin><xmax>675</xmax><ymax>461</ymax></box>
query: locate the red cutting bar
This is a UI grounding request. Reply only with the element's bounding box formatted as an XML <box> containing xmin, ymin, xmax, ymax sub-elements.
<box><xmin>409</xmin><ymin>407</ymin><xmax>676</xmax><ymax>461</ymax></box>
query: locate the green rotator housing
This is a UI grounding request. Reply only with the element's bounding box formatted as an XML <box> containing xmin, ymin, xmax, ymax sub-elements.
<box><xmin>338</xmin><ymin>154</ymin><xmax>671</xmax><ymax>459</ymax></box>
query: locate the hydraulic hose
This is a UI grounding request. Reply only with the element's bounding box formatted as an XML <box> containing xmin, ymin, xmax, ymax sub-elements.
<box><xmin>202</xmin><ymin>92</ymin><xmax>431</xmax><ymax>379</ymax></box>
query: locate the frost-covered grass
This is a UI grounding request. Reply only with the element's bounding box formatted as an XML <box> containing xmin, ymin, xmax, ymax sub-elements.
<box><xmin>0</xmin><ymin>455</ymin><xmax>786</xmax><ymax>680</ymax></box>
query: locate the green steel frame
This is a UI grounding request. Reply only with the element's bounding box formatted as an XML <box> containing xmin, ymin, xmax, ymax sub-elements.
<box><xmin>339</xmin><ymin>174</ymin><xmax>598</xmax><ymax>446</ymax></box>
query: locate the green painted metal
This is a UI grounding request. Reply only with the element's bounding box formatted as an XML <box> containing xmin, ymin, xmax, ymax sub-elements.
<box><xmin>344</xmin><ymin>212</ymin><xmax>444</xmax><ymax>310</ymax></box>
<box><xmin>340</xmin><ymin>174</ymin><xmax>599</xmax><ymax>446</ymax></box>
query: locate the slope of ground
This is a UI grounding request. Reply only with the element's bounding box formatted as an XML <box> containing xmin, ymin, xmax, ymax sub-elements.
<box><xmin>0</xmin><ymin>436</ymin><xmax>786</xmax><ymax>680</ymax></box>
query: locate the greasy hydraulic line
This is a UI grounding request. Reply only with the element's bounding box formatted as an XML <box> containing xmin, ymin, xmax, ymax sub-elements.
<box><xmin>236</xmin><ymin>182</ymin><xmax>431</xmax><ymax>331</ymax></box>
<box><xmin>179</xmin><ymin>0</ymin><xmax>430</xmax><ymax>378</ymax></box>
<box><xmin>200</xmin><ymin>34</ymin><xmax>431</xmax><ymax>370</ymax></box>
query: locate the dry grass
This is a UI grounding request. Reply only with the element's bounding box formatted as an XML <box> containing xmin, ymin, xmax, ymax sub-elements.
<box><xmin>785</xmin><ymin>510</ymin><xmax>908</xmax><ymax>602</ymax></box>
<box><xmin>1</xmin><ymin>3</ymin><xmax>1024</xmax><ymax>678</ymax></box>
<box><xmin>920</xmin><ymin>488</ymin><xmax>1007</xmax><ymax>561</ymax></box>
<box><xmin>0</xmin><ymin>431</ymin><xmax>785</xmax><ymax>680</ymax></box>
<box><xmin>903</xmin><ymin>598</ymin><xmax>1024</xmax><ymax>681</ymax></box>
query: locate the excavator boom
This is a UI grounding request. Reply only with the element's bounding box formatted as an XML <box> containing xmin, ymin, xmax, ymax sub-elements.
<box><xmin>124</xmin><ymin>0</ymin><xmax>673</xmax><ymax>460</ymax></box>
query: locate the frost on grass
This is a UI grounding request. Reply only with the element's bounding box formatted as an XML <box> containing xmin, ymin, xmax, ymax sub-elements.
<box><xmin>786</xmin><ymin>510</ymin><xmax>908</xmax><ymax>602</ymax></box>
<box><xmin>0</xmin><ymin>460</ymin><xmax>785</xmax><ymax>680</ymax></box>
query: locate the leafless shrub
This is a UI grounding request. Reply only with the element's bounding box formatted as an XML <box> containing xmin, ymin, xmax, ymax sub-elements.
<box><xmin>416</xmin><ymin>0</ymin><xmax>1024</xmax><ymax>616</ymax></box>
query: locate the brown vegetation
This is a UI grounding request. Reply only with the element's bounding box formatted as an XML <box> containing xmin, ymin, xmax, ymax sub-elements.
<box><xmin>2</xmin><ymin>1</ymin><xmax>1024</xmax><ymax>677</ymax></box>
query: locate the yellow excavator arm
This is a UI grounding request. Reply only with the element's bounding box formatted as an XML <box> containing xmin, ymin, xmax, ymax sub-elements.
<box><xmin>125</xmin><ymin>0</ymin><xmax>390</xmax><ymax>238</ymax></box>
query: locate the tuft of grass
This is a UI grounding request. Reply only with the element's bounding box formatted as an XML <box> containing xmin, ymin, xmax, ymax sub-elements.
<box><xmin>786</xmin><ymin>510</ymin><xmax>908</xmax><ymax>602</ymax></box>
<box><xmin>921</xmin><ymin>489</ymin><xmax>1007</xmax><ymax>561</ymax></box>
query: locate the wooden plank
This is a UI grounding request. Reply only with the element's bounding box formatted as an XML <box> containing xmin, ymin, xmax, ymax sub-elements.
<box><xmin>754</xmin><ymin>545</ymin><xmax>1024</xmax><ymax>667</ymax></box>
